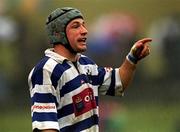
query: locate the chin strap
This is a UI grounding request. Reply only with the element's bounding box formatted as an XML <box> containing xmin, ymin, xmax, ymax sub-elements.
<box><xmin>64</xmin><ymin>43</ymin><xmax>77</xmax><ymax>54</ymax></box>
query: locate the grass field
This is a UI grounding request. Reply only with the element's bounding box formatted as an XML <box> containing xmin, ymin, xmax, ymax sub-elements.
<box><xmin>0</xmin><ymin>109</ymin><xmax>32</xmax><ymax>132</ymax></box>
<box><xmin>0</xmin><ymin>103</ymin><xmax>179</xmax><ymax>132</ymax></box>
<box><xmin>123</xmin><ymin>103</ymin><xmax>180</xmax><ymax>132</ymax></box>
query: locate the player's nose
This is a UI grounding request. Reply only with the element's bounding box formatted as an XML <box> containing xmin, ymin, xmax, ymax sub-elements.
<box><xmin>80</xmin><ymin>26</ymin><xmax>88</xmax><ymax>36</ymax></box>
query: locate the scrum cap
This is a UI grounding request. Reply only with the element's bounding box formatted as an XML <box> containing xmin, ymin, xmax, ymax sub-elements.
<box><xmin>46</xmin><ymin>7</ymin><xmax>83</xmax><ymax>45</ymax></box>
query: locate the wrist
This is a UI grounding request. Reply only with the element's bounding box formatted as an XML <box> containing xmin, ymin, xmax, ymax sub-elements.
<box><xmin>126</xmin><ymin>52</ymin><xmax>138</xmax><ymax>65</ymax></box>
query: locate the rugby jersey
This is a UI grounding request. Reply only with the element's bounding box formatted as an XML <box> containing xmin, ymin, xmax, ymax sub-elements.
<box><xmin>28</xmin><ymin>48</ymin><xmax>124</xmax><ymax>132</ymax></box>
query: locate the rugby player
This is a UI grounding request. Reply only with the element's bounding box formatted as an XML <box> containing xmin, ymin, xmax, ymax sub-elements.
<box><xmin>28</xmin><ymin>7</ymin><xmax>151</xmax><ymax>132</ymax></box>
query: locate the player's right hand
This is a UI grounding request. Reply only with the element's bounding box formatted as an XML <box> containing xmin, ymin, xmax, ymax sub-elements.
<box><xmin>126</xmin><ymin>38</ymin><xmax>152</xmax><ymax>64</ymax></box>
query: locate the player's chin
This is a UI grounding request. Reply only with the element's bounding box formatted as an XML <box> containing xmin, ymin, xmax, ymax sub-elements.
<box><xmin>80</xmin><ymin>42</ymin><xmax>87</xmax><ymax>50</ymax></box>
<box><xmin>80</xmin><ymin>47</ymin><xmax>87</xmax><ymax>52</ymax></box>
<box><xmin>77</xmin><ymin>45</ymin><xmax>87</xmax><ymax>53</ymax></box>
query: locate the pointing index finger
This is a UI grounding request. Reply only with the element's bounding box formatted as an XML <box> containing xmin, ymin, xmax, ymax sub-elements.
<box><xmin>139</xmin><ymin>38</ymin><xmax>152</xmax><ymax>44</ymax></box>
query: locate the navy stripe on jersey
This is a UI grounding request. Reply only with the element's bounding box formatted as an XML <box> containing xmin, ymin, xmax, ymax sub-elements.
<box><xmin>60</xmin><ymin>114</ymin><xmax>98</xmax><ymax>132</ymax></box>
<box><xmin>57</xmin><ymin>96</ymin><xmax>99</xmax><ymax>119</ymax></box>
<box><xmin>51</xmin><ymin>61</ymin><xmax>71</xmax><ymax>88</ymax></box>
<box><xmin>60</xmin><ymin>68</ymin><xmax>105</xmax><ymax>98</ymax></box>
<box><xmin>32</xmin><ymin>93</ymin><xmax>57</xmax><ymax>105</ymax></box>
<box><xmin>60</xmin><ymin>74</ymin><xmax>89</xmax><ymax>97</ymax></box>
<box><xmin>32</xmin><ymin>112</ymin><xmax>57</xmax><ymax>122</ymax></box>
<box><xmin>95</xmin><ymin>96</ymin><xmax>98</xmax><ymax>106</ymax></box>
<box><xmin>31</xmin><ymin>56</ymin><xmax>49</xmax><ymax>88</ymax></box>
<box><xmin>57</xmin><ymin>103</ymin><xmax>74</xmax><ymax>119</ymax></box>
<box><xmin>93</xmin><ymin>67</ymin><xmax>106</xmax><ymax>86</ymax></box>
<box><xmin>106</xmin><ymin>69</ymin><xmax>115</xmax><ymax>96</ymax></box>
<box><xmin>79</xmin><ymin>56</ymin><xmax>95</xmax><ymax>65</ymax></box>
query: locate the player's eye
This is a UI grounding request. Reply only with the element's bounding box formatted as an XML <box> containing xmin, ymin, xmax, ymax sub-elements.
<box><xmin>71</xmin><ymin>23</ymin><xmax>80</xmax><ymax>29</ymax></box>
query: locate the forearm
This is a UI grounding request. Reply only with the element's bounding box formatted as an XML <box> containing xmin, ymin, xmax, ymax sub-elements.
<box><xmin>119</xmin><ymin>58</ymin><xmax>136</xmax><ymax>89</ymax></box>
<box><xmin>119</xmin><ymin>38</ymin><xmax>151</xmax><ymax>89</ymax></box>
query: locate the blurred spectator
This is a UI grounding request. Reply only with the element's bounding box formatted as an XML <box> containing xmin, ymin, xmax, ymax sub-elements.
<box><xmin>86</xmin><ymin>12</ymin><xmax>140</xmax><ymax>67</ymax></box>
<box><xmin>0</xmin><ymin>0</ymin><xmax>18</xmax><ymax>42</ymax></box>
<box><xmin>147</xmin><ymin>14</ymin><xmax>180</xmax><ymax>82</ymax></box>
<box><xmin>0</xmin><ymin>0</ymin><xmax>17</xmax><ymax>106</ymax></box>
<box><xmin>0</xmin><ymin>15</ymin><xmax>18</xmax><ymax>42</ymax></box>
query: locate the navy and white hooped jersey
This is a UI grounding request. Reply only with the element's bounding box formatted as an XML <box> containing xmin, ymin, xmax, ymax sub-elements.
<box><xmin>28</xmin><ymin>48</ymin><xmax>124</xmax><ymax>132</ymax></box>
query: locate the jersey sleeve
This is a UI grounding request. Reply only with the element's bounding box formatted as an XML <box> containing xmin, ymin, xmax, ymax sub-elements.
<box><xmin>98</xmin><ymin>67</ymin><xmax>124</xmax><ymax>96</ymax></box>
<box><xmin>28</xmin><ymin>67</ymin><xmax>60</xmax><ymax>131</ymax></box>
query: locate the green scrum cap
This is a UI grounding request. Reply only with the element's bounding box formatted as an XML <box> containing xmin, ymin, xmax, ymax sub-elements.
<box><xmin>45</xmin><ymin>7</ymin><xmax>83</xmax><ymax>46</ymax></box>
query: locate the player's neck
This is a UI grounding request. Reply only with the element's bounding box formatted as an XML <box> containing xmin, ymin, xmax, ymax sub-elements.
<box><xmin>53</xmin><ymin>44</ymin><xmax>78</xmax><ymax>62</ymax></box>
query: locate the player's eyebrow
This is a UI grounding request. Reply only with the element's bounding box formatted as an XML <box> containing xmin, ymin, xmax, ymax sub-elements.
<box><xmin>71</xmin><ymin>19</ymin><xmax>85</xmax><ymax>25</ymax></box>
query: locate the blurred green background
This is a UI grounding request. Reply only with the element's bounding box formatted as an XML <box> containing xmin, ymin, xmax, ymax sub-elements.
<box><xmin>0</xmin><ymin>0</ymin><xmax>180</xmax><ymax>132</ymax></box>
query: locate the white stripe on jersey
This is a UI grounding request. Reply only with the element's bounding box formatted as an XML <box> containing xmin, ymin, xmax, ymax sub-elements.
<box><xmin>102</xmin><ymin>67</ymin><xmax>113</xmax><ymax>86</ymax></box>
<box><xmin>81</xmin><ymin>125</ymin><xmax>98</xmax><ymax>132</ymax></box>
<box><xmin>32</xmin><ymin>102</ymin><xmax>57</xmax><ymax>113</ymax></box>
<box><xmin>30</xmin><ymin>84</ymin><xmax>56</xmax><ymax>98</ymax></box>
<box><xmin>58</xmin><ymin>107</ymin><xmax>99</xmax><ymax>129</ymax></box>
<box><xmin>28</xmin><ymin>68</ymin><xmax>34</xmax><ymax>90</ymax></box>
<box><xmin>115</xmin><ymin>68</ymin><xmax>124</xmax><ymax>96</ymax></box>
<box><xmin>32</xmin><ymin>121</ymin><xmax>59</xmax><ymax>131</ymax></box>
<box><xmin>58</xmin><ymin>63</ymin><xmax>79</xmax><ymax>89</ymax></box>
<box><xmin>43</xmin><ymin>58</ymin><xmax>57</xmax><ymax>84</ymax></box>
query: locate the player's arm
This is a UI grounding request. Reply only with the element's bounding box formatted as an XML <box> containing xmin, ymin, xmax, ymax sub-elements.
<box><xmin>119</xmin><ymin>38</ymin><xmax>152</xmax><ymax>89</ymax></box>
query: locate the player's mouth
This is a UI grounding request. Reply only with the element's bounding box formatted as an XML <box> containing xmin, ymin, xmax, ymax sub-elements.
<box><xmin>77</xmin><ymin>37</ymin><xmax>87</xmax><ymax>44</ymax></box>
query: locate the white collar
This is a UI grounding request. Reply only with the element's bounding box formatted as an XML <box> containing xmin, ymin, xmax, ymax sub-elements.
<box><xmin>45</xmin><ymin>48</ymin><xmax>82</xmax><ymax>63</ymax></box>
<box><xmin>45</xmin><ymin>48</ymin><xmax>67</xmax><ymax>64</ymax></box>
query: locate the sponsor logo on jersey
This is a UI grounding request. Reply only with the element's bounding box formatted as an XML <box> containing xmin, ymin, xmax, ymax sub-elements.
<box><xmin>32</xmin><ymin>104</ymin><xmax>55</xmax><ymax>110</ymax></box>
<box><xmin>72</xmin><ymin>88</ymin><xmax>96</xmax><ymax>116</ymax></box>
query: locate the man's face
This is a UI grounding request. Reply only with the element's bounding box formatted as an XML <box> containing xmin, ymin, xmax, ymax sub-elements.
<box><xmin>66</xmin><ymin>18</ymin><xmax>88</xmax><ymax>53</ymax></box>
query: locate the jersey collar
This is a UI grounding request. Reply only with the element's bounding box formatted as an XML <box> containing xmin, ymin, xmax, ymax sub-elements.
<box><xmin>45</xmin><ymin>48</ymin><xmax>81</xmax><ymax>64</ymax></box>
